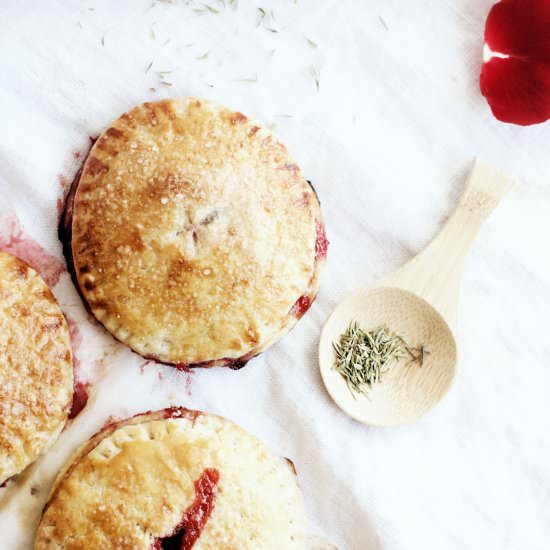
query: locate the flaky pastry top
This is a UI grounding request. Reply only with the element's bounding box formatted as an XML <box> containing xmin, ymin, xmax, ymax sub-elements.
<box><xmin>69</xmin><ymin>98</ymin><xmax>324</xmax><ymax>365</ymax></box>
<box><xmin>0</xmin><ymin>251</ymin><xmax>73</xmax><ymax>483</ymax></box>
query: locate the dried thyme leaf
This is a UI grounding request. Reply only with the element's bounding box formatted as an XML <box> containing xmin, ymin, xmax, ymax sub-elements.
<box><xmin>303</xmin><ymin>35</ymin><xmax>318</xmax><ymax>48</ymax></box>
<box><xmin>309</xmin><ymin>65</ymin><xmax>321</xmax><ymax>91</ymax></box>
<box><xmin>194</xmin><ymin>4</ymin><xmax>220</xmax><ymax>14</ymax></box>
<box><xmin>332</xmin><ymin>323</ymin><xmax>425</xmax><ymax>398</ymax></box>
<box><xmin>257</xmin><ymin>7</ymin><xmax>267</xmax><ymax>26</ymax></box>
<box><xmin>238</xmin><ymin>74</ymin><xmax>258</xmax><ymax>83</ymax></box>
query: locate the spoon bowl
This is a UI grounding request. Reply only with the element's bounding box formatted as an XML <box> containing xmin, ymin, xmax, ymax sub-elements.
<box><xmin>320</xmin><ymin>286</ymin><xmax>457</xmax><ymax>426</ymax></box>
<box><xmin>319</xmin><ymin>159</ymin><xmax>515</xmax><ymax>426</ymax></box>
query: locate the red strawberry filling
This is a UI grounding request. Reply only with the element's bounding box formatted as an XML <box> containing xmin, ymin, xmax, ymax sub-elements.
<box><xmin>314</xmin><ymin>219</ymin><xmax>328</xmax><ymax>262</ymax></box>
<box><xmin>480</xmin><ymin>0</ymin><xmax>550</xmax><ymax>125</ymax></box>
<box><xmin>68</xmin><ymin>381</ymin><xmax>88</xmax><ymax>419</ymax></box>
<box><xmin>289</xmin><ymin>295</ymin><xmax>312</xmax><ymax>320</ymax></box>
<box><xmin>287</xmin><ymin>217</ymin><xmax>328</xmax><ymax>320</ymax></box>
<box><xmin>152</xmin><ymin>468</ymin><xmax>220</xmax><ymax>550</ymax></box>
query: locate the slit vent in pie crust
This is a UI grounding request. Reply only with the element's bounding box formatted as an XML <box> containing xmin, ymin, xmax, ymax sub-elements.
<box><xmin>35</xmin><ymin>408</ymin><xmax>306</xmax><ymax>549</ymax></box>
<box><xmin>0</xmin><ymin>251</ymin><xmax>73</xmax><ymax>484</ymax></box>
<box><xmin>63</xmin><ymin>98</ymin><xmax>327</xmax><ymax>367</ymax></box>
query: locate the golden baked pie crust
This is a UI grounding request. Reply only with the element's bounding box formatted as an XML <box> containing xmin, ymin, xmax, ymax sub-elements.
<box><xmin>35</xmin><ymin>409</ymin><xmax>306</xmax><ymax>549</ymax></box>
<box><xmin>0</xmin><ymin>251</ymin><xmax>73</xmax><ymax>483</ymax></box>
<box><xmin>68</xmin><ymin>98</ymin><xmax>325</xmax><ymax>366</ymax></box>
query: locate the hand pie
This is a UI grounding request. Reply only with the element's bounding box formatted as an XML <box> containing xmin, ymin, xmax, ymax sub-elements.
<box><xmin>35</xmin><ymin>408</ymin><xmax>306</xmax><ymax>549</ymax></box>
<box><xmin>0</xmin><ymin>251</ymin><xmax>73</xmax><ymax>485</ymax></box>
<box><xmin>62</xmin><ymin>98</ymin><xmax>327</xmax><ymax>368</ymax></box>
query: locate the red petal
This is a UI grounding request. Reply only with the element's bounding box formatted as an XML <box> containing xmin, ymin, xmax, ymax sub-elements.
<box><xmin>480</xmin><ymin>0</ymin><xmax>550</xmax><ymax>125</ymax></box>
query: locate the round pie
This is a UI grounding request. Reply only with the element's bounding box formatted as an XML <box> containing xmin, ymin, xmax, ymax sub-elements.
<box><xmin>62</xmin><ymin>97</ymin><xmax>327</xmax><ymax>368</ymax></box>
<box><xmin>35</xmin><ymin>408</ymin><xmax>306</xmax><ymax>549</ymax></box>
<box><xmin>0</xmin><ymin>251</ymin><xmax>73</xmax><ymax>485</ymax></box>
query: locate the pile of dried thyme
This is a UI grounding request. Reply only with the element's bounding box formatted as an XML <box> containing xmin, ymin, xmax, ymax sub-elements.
<box><xmin>332</xmin><ymin>323</ymin><xmax>426</xmax><ymax>398</ymax></box>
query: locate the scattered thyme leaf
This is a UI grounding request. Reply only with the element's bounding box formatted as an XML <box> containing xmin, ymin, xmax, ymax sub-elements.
<box><xmin>197</xmin><ymin>50</ymin><xmax>210</xmax><ymax>60</ymax></box>
<box><xmin>379</xmin><ymin>15</ymin><xmax>389</xmax><ymax>31</ymax></box>
<box><xmin>194</xmin><ymin>4</ymin><xmax>220</xmax><ymax>14</ymax></box>
<box><xmin>101</xmin><ymin>33</ymin><xmax>106</xmax><ymax>46</ymax></box>
<box><xmin>257</xmin><ymin>7</ymin><xmax>266</xmax><ymax>27</ymax></box>
<box><xmin>309</xmin><ymin>65</ymin><xmax>321</xmax><ymax>91</ymax></box>
<box><xmin>238</xmin><ymin>75</ymin><xmax>258</xmax><ymax>83</ymax></box>
<box><xmin>303</xmin><ymin>35</ymin><xmax>318</xmax><ymax>48</ymax></box>
<box><xmin>146</xmin><ymin>60</ymin><xmax>153</xmax><ymax>73</ymax></box>
<box><xmin>275</xmin><ymin>114</ymin><xmax>293</xmax><ymax>118</ymax></box>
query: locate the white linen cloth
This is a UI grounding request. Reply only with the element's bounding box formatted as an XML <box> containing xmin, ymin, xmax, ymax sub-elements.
<box><xmin>0</xmin><ymin>1</ymin><xmax>549</xmax><ymax>549</ymax></box>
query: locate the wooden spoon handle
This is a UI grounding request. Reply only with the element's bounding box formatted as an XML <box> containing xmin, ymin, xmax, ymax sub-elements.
<box><xmin>456</xmin><ymin>158</ymin><xmax>516</xmax><ymax>222</ymax></box>
<box><xmin>381</xmin><ymin>158</ymin><xmax>516</xmax><ymax>331</ymax></box>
